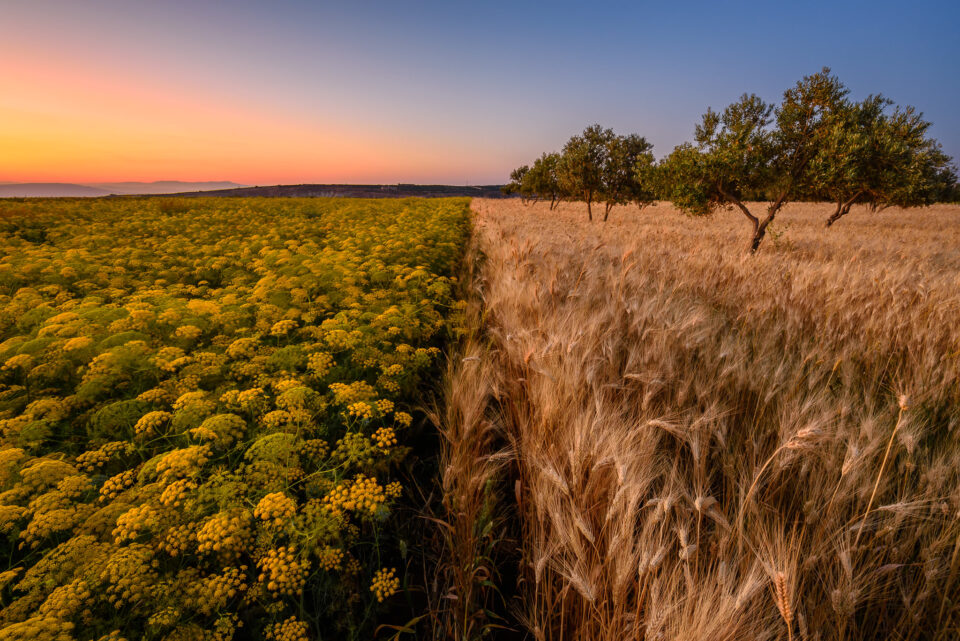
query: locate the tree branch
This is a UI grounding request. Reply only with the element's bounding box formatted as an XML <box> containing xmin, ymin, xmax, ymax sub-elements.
<box><xmin>716</xmin><ymin>182</ymin><xmax>758</xmax><ymax>229</ymax></box>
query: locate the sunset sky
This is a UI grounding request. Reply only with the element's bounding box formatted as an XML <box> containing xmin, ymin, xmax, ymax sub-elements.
<box><xmin>2</xmin><ymin>0</ymin><xmax>958</xmax><ymax>185</ymax></box>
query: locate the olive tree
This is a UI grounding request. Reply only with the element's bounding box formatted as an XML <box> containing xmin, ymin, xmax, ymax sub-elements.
<box><xmin>663</xmin><ymin>68</ymin><xmax>848</xmax><ymax>252</ymax></box>
<box><xmin>600</xmin><ymin>134</ymin><xmax>654</xmax><ymax>220</ymax></box>
<box><xmin>503</xmin><ymin>165</ymin><xmax>531</xmax><ymax>201</ymax></box>
<box><xmin>810</xmin><ymin>96</ymin><xmax>956</xmax><ymax>226</ymax></box>
<box><xmin>630</xmin><ymin>147</ymin><xmax>660</xmax><ymax>211</ymax></box>
<box><xmin>558</xmin><ymin>125</ymin><xmax>615</xmax><ymax>221</ymax></box>
<box><xmin>527</xmin><ymin>153</ymin><xmax>564</xmax><ymax>210</ymax></box>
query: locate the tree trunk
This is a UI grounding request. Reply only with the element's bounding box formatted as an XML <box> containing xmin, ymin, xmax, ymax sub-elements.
<box><xmin>586</xmin><ymin>191</ymin><xmax>593</xmax><ymax>221</ymax></box>
<box><xmin>825</xmin><ymin>191</ymin><xmax>864</xmax><ymax>227</ymax></box>
<box><xmin>748</xmin><ymin>191</ymin><xmax>792</xmax><ymax>253</ymax></box>
<box><xmin>603</xmin><ymin>202</ymin><xmax>613</xmax><ymax>222</ymax></box>
<box><xmin>550</xmin><ymin>196</ymin><xmax>558</xmax><ymax>211</ymax></box>
<box><xmin>825</xmin><ymin>202</ymin><xmax>843</xmax><ymax>227</ymax></box>
<box><xmin>749</xmin><ymin>225</ymin><xmax>766</xmax><ymax>253</ymax></box>
<box><xmin>716</xmin><ymin>183</ymin><xmax>763</xmax><ymax>252</ymax></box>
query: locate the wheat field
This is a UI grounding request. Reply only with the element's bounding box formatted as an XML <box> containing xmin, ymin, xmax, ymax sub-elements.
<box><xmin>435</xmin><ymin>199</ymin><xmax>960</xmax><ymax>641</ymax></box>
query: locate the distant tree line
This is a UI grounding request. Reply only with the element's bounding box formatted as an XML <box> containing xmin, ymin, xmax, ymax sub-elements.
<box><xmin>505</xmin><ymin>127</ymin><xmax>657</xmax><ymax>221</ymax></box>
<box><xmin>504</xmin><ymin>68</ymin><xmax>957</xmax><ymax>252</ymax></box>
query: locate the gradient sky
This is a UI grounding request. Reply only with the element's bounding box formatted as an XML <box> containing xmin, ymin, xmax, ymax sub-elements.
<box><xmin>2</xmin><ymin>0</ymin><xmax>958</xmax><ymax>184</ymax></box>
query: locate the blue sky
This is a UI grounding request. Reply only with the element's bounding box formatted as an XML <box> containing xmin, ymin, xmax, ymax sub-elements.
<box><xmin>1</xmin><ymin>0</ymin><xmax>957</xmax><ymax>183</ymax></box>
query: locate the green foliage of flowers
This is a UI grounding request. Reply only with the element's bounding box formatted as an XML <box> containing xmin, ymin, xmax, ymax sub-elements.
<box><xmin>0</xmin><ymin>197</ymin><xmax>471</xmax><ymax>640</ymax></box>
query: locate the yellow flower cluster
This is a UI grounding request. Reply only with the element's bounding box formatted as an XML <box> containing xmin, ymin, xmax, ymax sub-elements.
<box><xmin>328</xmin><ymin>380</ymin><xmax>376</xmax><ymax>405</ymax></box>
<box><xmin>306</xmin><ymin>351</ymin><xmax>334</xmax><ymax>378</ymax></box>
<box><xmin>207</xmin><ymin>614</ymin><xmax>240</xmax><ymax>641</ymax></box>
<box><xmin>273</xmin><ymin>379</ymin><xmax>302</xmax><ymax>394</ymax></box>
<box><xmin>373</xmin><ymin>427</ymin><xmax>398</xmax><ymax>450</ymax></box>
<box><xmin>0</xmin><ymin>505</ymin><xmax>26</xmax><ymax>534</ymax></box>
<box><xmin>275</xmin><ymin>386</ymin><xmax>318</xmax><ymax>412</ymax></box>
<box><xmin>100</xmin><ymin>544</ymin><xmax>158</xmax><ymax>607</ymax></box>
<box><xmin>270</xmin><ymin>319</ymin><xmax>299</xmax><ymax>336</ymax></box>
<box><xmin>56</xmin><ymin>474</ymin><xmax>92</xmax><ymax>498</ymax></box>
<box><xmin>255</xmin><ymin>492</ymin><xmax>297</xmax><ymax>527</ymax></box>
<box><xmin>20</xmin><ymin>506</ymin><xmax>85</xmax><ymax>549</ymax></box>
<box><xmin>0</xmin><ymin>197</ymin><xmax>469</xmax><ymax>639</ymax></box>
<box><xmin>173</xmin><ymin>390</ymin><xmax>213</xmax><ymax>412</ymax></box>
<box><xmin>225</xmin><ymin>337</ymin><xmax>258</xmax><ymax>359</ymax></box>
<box><xmin>195</xmin><ymin>566</ymin><xmax>248</xmax><ymax>616</ymax></box>
<box><xmin>135</xmin><ymin>410</ymin><xmax>171</xmax><ymax>437</ymax></box>
<box><xmin>158</xmin><ymin>522</ymin><xmax>196</xmax><ymax>557</ymax></box>
<box><xmin>159</xmin><ymin>478</ymin><xmax>197</xmax><ymax>508</ymax></box>
<box><xmin>1</xmin><ymin>354</ymin><xmax>33</xmax><ymax>372</ymax></box>
<box><xmin>155</xmin><ymin>446</ymin><xmax>211</xmax><ymax>482</ymax></box>
<box><xmin>37</xmin><ymin>578</ymin><xmax>91</xmax><ymax>620</ymax></box>
<box><xmin>196</xmin><ymin>510</ymin><xmax>253</xmax><ymax>559</ymax></box>
<box><xmin>298</xmin><ymin>438</ymin><xmax>328</xmax><ymax>460</ymax></box>
<box><xmin>330</xmin><ymin>432</ymin><xmax>378</xmax><ymax>467</ymax></box>
<box><xmin>62</xmin><ymin>336</ymin><xmax>93</xmax><ymax>352</ymax></box>
<box><xmin>0</xmin><ymin>616</ymin><xmax>75</xmax><ymax>641</ymax></box>
<box><xmin>257</xmin><ymin>546</ymin><xmax>309</xmax><ymax>597</ymax></box>
<box><xmin>113</xmin><ymin>503</ymin><xmax>162</xmax><ymax>543</ymax></box>
<box><xmin>236</xmin><ymin>387</ymin><xmax>267</xmax><ymax>412</ymax></box>
<box><xmin>346</xmin><ymin>401</ymin><xmax>374</xmax><ymax>420</ymax></box>
<box><xmin>316</xmin><ymin>546</ymin><xmax>345</xmax><ymax>571</ymax></box>
<box><xmin>261</xmin><ymin>409</ymin><xmax>292</xmax><ymax>431</ymax></box>
<box><xmin>99</xmin><ymin>469</ymin><xmax>137</xmax><ymax>501</ymax></box>
<box><xmin>19</xmin><ymin>459</ymin><xmax>77</xmax><ymax>492</ymax></box>
<box><xmin>0</xmin><ymin>447</ymin><xmax>27</xmax><ymax>486</ymax></box>
<box><xmin>146</xmin><ymin>607</ymin><xmax>180</xmax><ymax>630</ymax></box>
<box><xmin>370</xmin><ymin>567</ymin><xmax>400</xmax><ymax>602</ymax></box>
<box><xmin>265</xmin><ymin>616</ymin><xmax>310</xmax><ymax>641</ymax></box>
<box><xmin>189</xmin><ymin>413</ymin><xmax>247</xmax><ymax>446</ymax></box>
<box><xmin>137</xmin><ymin>387</ymin><xmax>173</xmax><ymax>404</ymax></box>
<box><xmin>175</xmin><ymin>325</ymin><xmax>203</xmax><ymax>340</ymax></box>
<box><xmin>381</xmin><ymin>363</ymin><xmax>404</xmax><ymax>377</ymax></box>
<box><xmin>385</xmin><ymin>481</ymin><xmax>403</xmax><ymax>498</ymax></box>
<box><xmin>322</xmin><ymin>474</ymin><xmax>387</xmax><ymax>517</ymax></box>
<box><xmin>75</xmin><ymin>441</ymin><xmax>134</xmax><ymax>473</ymax></box>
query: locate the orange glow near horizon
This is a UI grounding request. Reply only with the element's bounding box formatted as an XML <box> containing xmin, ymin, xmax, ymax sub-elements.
<box><xmin>0</xmin><ymin>51</ymin><xmax>500</xmax><ymax>185</ymax></box>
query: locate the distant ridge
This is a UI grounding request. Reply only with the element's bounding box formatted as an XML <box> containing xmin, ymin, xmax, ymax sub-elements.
<box><xmin>159</xmin><ymin>183</ymin><xmax>510</xmax><ymax>199</ymax></box>
<box><xmin>90</xmin><ymin>181</ymin><xmax>245</xmax><ymax>195</ymax></box>
<box><xmin>0</xmin><ymin>181</ymin><xmax>246</xmax><ymax>198</ymax></box>
<box><xmin>0</xmin><ymin>183</ymin><xmax>111</xmax><ymax>197</ymax></box>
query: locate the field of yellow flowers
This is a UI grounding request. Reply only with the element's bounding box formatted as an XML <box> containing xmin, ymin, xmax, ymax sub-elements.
<box><xmin>0</xmin><ymin>197</ymin><xmax>471</xmax><ymax>641</ymax></box>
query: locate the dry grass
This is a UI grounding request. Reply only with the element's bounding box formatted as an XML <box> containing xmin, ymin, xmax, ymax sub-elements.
<box><xmin>438</xmin><ymin>198</ymin><xmax>960</xmax><ymax>640</ymax></box>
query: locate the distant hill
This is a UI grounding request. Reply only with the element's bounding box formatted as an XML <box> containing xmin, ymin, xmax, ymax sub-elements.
<box><xmin>0</xmin><ymin>181</ymin><xmax>246</xmax><ymax>197</ymax></box>
<box><xmin>161</xmin><ymin>183</ymin><xmax>510</xmax><ymax>199</ymax></box>
<box><xmin>0</xmin><ymin>183</ymin><xmax>111</xmax><ymax>197</ymax></box>
<box><xmin>0</xmin><ymin>182</ymin><xmax>510</xmax><ymax>199</ymax></box>
<box><xmin>89</xmin><ymin>181</ymin><xmax>245</xmax><ymax>195</ymax></box>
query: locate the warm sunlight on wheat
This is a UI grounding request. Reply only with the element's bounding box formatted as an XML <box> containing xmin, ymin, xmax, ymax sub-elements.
<box><xmin>436</xmin><ymin>198</ymin><xmax>960</xmax><ymax>641</ymax></box>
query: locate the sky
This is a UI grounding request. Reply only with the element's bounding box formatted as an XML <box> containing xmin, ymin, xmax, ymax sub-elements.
<box><xmin>1</xmin><ymin>0</ymin><xmax>958</xmax><ymax>185</ymax></box>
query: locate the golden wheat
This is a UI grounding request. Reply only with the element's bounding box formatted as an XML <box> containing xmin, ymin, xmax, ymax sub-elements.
<box><xmin>439</xmin><ymin>198</ymin><xmax>960</xmax><ymax>640</ymax></box>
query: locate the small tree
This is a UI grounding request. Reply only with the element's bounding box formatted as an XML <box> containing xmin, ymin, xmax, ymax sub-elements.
<box><xmin>630</xmin><ymin>147</ymin><xmax>660</xmax><ymax>212</ymax></box>
<box><xmin>664</xmin><ymin>68</ymin><xmax>847</xmax><ymax>252</ymax></box>
<box><xmin>810</xmin><ymin>96</ymin><xmax>956</xmax><ymax>226</ymax></box>
<box><xmin>601</xmin><ymin>134</ymin><xmax>654</xmax><ymax>221</ymax></box>
<box><xmin>558</xmin><ymin>125</ymin><xmax>615</xmax><ymax>221</ymax></box>
<box><xmin>503</xmin><ymin>165</ymin><xmax>531</xmax><ymax>202</ymax></box>
<box><xmin>527</xmin><ymin>153</ymin><xmax>564</xmax><ymax>210</ymax></box>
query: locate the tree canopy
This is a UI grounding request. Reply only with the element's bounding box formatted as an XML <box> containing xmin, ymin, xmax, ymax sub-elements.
<box><xmin>808</xmin><ymin>96</ymin><xmax>957</xmax><ymax>226</ymax></box>
<box><xmin>601</xmin><ymin>134</ymin><xmax>655</xmax><ymax>220</ymax></box>
<box><xmin>662</xmin><ymin>68</ymin><xmax>849</xmax><ymax>251</ymax></box>
<box><xmin>506</xmin><ymin>67</ymin><xmax>957</xmax><ymax>250</ymax></box>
